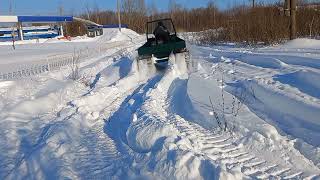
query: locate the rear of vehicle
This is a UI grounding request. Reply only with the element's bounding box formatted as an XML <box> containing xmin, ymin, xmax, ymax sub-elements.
<box><xmin>137</xmin><ymin>19</ymin><xmax>187</xmax><ymax>63</ymax></box>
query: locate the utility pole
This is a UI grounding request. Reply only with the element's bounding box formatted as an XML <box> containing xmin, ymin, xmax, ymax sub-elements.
<box><xmin>117</xmin><ymin>0</ymin><xmax>122</xmax><ymax>32</ymax></box>
<box><xmin>284</xmin><ymin>0</ymin><xmax>297</xmax><ymax>40</ymax></box>
<box><xmin>290</xmin><ymin>0</ymin><xmax>297</xmax><ymax>40</ymax></box>
<box><xmin>285</xmin><ymin>0</ymin><xmax>290</xmax><ymax>16</ymax></box>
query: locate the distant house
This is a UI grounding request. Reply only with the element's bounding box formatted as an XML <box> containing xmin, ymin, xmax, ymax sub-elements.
<box><xmin>86</xmin><ymin>24</ymin><xmax>129</xmax><ymax>38</ymax></box>
<box><xmin>0</xmin><ymin>15</ymin><xmax>72</xmax><ymax>41</ymax></box>
<box><xmin>87</xmin><ymin>25</ymin><xmax>103</xmax><ymax>38</ymax></box>
<box><xmin>0</xmin><ymin>26</ymin><xmax>60</xmax><ymax>42</ymax></box>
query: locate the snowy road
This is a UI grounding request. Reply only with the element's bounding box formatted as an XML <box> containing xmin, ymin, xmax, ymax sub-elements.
<box><xmin>0</xmin><ymin>29</ymin><xmax>319</xmax><ymax>179</ymax></box>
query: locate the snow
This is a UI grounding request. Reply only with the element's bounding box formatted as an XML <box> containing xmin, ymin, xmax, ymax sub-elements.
<box><xmin>0</xmin><ymin>28</ymin><xmax>320</xmax><ymax>179</ymax></box>
<box><xmin>279</xmin><ymin>38</ymin><xmax>320</xmax><ymax>50</ymax></box>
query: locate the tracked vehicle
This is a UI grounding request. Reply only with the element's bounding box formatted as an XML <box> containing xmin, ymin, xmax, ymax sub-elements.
<box><xmin>137</xmin><ymin>18</ymin><xmax>188</xmax><ymax>68</ymax></box>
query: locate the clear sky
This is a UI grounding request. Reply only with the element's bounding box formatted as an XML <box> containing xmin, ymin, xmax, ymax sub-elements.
<box><xmin>0</xmin><ymin>0</ymin><xmax>276</xmax><ymax>16</ymax></box>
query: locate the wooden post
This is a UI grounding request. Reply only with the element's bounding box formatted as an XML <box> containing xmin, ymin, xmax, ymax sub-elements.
<box><xmin>290</xmin><ymin>0</ymin><xmax>297</xmax><ymax>40</ymax></box>
<box><xmin>17</xmin><ymin>22</ymin><xmax>24</xmax><ymax>41</ymax></box>
<box><xmin>284</xmin><ymin>0</ymin><xmax>291</xmax><ymax>16</ymax></box>
<box><xmin>11</xmin><ymin>28</ymin><xmax>15</xmax><ymax>50</ymax></box>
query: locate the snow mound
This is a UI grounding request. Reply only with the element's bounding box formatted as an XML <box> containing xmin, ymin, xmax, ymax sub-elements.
<box><xmin>238</xmin><ymin>79</ymin><xmax>320</xmax><ymax>146</ymax></box>
<box><xmin>238</xmin><ymin>56</ymin><xmax>287</xmax><ymax>69</ymax></box>
<box><xmin>125</xmin><ymin>56</ymin><xmax>230</xmax><ymax>179</ymax></box>
<box><xmin>0</xmin><ymin>80</ymin><xmax>14</xmax><ymax>88</ymax></box>
<box><xmin>274</xmin><ymin>70</ymin><xmax>320</xmax><ymax>99</ymax></box>
<box><xmin>280</xmin><ymin>38</ymin><xmax>320</xmax><ymax>50</ymax></box>
<box><xmin>126</xmin><ymin>115</ymin><xmax>179</xmax><ymax>152</ymax></box>
<box><xmin>109</xmin><ymin>28</ymin><xmax>140</xmax><ymax>42</ymax></box>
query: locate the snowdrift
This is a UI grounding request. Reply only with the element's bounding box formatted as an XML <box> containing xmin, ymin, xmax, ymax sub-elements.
<box><xmin>280</xmin><ymin>38</ymin><xmax>320</xmax><ymax>50</ymax></box>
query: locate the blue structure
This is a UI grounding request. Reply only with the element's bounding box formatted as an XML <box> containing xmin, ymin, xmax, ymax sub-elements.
<box><xmin>0</xmin><ymin>28</ymin><xmax>50</xmax><ymax>34</ymax></box>
<box><xmin>17</xmin><ymin>16</ymin><xmax>73</xmax><ymax>23</ymax></box>
<box><xmin>0</xmin><ymin>15</ymin><xmax>129</xmax><ymax>41</ymax></box>
<box><xmin>0</xmin><ymin>33</ymin><xmax>58</xmax><ymax>42</ymax></box>
<box><xmin>0</xmin><ymin>16</ymin><xmax>73</xmax><ymax>23</ymax></box>
<box><xmin>0</xmin><ymin>16</ymin><xmax>73</xmax><ymax>41</ymax></box>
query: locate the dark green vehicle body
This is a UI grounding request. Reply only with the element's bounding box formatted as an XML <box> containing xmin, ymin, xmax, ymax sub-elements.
<box><xmin>137</xmin><ymin>18</ymin><xmax>187</xmax><ymax>60</ymax></box>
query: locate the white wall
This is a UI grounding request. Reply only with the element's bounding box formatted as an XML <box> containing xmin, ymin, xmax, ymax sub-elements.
<box><xmin>0</xmin><ymin>16</ymin><xmax>18</xmax><ymax>23</ymax></box>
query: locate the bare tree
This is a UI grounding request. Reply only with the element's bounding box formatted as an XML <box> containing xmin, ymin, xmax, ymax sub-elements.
<box><xmin>85</xmin><ymin>2</ymin><xmax>92</xmax><ymax>20</ymax></box>
<box><xmin>207</xmin><ymin>0</ymin><xmax>217</xmax><ymax>28</ymax></box>
<box><xmin>122</xmin><ymin>0</ymin><xmax>147</xmax><ymax>32</ymax></box>
<box><xmin>309</xmin><ymin>14</ymin><xmax>315</xmax><ymax>37</ymax></box>
<box><xmin>92</xmin><ymin>2</ymin><xmax>101</xmax><ymax>24</ymax></box>
<box><xmin>66</xmin><ymin>0</ymin><xmax>320</xmax><ymax>42</ymax></box>
<box><xmin>148</xmin><ymin>0</ymin><xmax>158</xmax><ymax>19</ymax></box>
<box><xmin>168</xmin><ymin>0</ymin><xmax>183</xmax><ymax>18</ymax></box>
<box><xmin>69</xmin><ymin>49</ymin><xmax>80</xmax><ymax>81</ymax></box>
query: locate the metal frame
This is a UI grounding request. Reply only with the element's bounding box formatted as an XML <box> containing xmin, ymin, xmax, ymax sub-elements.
<box><xmin>146</xmin><ymin>18</ymin><xmax>177</xmax><ymax>40</ymax></box>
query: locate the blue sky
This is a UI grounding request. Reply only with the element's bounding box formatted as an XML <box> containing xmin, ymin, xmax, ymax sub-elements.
<box><xmin>0</xmin><ymin>0</ymin><xmax>274</xmax><ymax>15</ymax></box>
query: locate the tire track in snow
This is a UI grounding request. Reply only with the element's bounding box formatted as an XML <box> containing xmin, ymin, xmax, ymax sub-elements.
<box><xmin>2</xmin><ymin>108</ymin><xmax>78</xmax><ymax>179</ymax></box>
<box><xmin>164</xmin><ymin>75</ymin><xmax>319</xmax><ymax>179</ymax></box>
<box><xmin>53</xmin><ymin>49</ymin><xmax>141</xmax><ymax>178</ymax></box>
<box><xmin>192</xmin><ymin>47</ymin><xmax>320</xmax><ymax>169</ymax></box>
<box><xmin>2</xmin><ymin>47</ymin><xmax>141</xmax><ymax>179</ymax></box>
<box><xmin>65</xmin><ymin>60</ymin><xmax>164</xmax><ymax>178</ymax></box>
<box><xmin>103</xmin><ymin>74</ymin><xmax>163</xmax><ymax>149</ymax></box>
<box><xmin>69</xmin><ymin>113</ymin><xmax>129</xmax><ymax>179</ymax></box>
<box><xmin>167</xmin><ymin>114</ymin><xmax>318</xmax><ymax>179</ymax></box>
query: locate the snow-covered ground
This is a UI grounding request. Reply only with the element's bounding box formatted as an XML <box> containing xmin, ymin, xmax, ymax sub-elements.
<box><xmin>0</xmin><ymin>29</ymin><xmax>319</xmax><ymax>179</ymax></box>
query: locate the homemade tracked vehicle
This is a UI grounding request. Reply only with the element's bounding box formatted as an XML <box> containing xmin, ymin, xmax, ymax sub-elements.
<box><xmin>137</xmin><ymin>18</ymin><xmax>188</xmax><ymax>68</ymax></box>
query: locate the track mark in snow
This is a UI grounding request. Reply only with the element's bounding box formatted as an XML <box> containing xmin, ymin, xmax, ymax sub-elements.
<box><xmin>104</xmin><ymin>74</ymin><xmax>163</xmax><ymax>153</ymax></box>
<box><xmin>2</xmin><ymin>109</ymin><xmax>77</xmax><ymax>179</ymax></box>
<box><xmin>282</xmin><ymin>171</ymin><xmax>304</xmax><ymax>179</ymax></box>
<box><xmin>178</xmin><ymin>43</ymin><xmax>320</xmax><ymax>178</ymax></box>
<box><xmin>270</xmin><ymin>168</ymin><xmax>291</xmax><ymax>177</ymax></box>
<box><xmin>166</xmin><ymin>110</ymin><xmax>317</xmax><ymax>179</ymax></box>
<box><xmin>71</xmin><ymin>122</ymin><xmax>127</xmax><ymax>179</ymax></box>
<box><xmin>56</xmin><ymin>74</ymin><xmax>156</xmax><ymax>178</ymax></box>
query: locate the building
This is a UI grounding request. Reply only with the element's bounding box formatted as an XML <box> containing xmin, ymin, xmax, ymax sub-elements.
<box><xmin>87</xmin><ymin>25</ymin><xmax>103</xmax><ymax>38</ymax></box>
<box><xmin>0</xmin><ymin>15</ymin><xmax>129</xmax><ymax>41</ymax></box>
<box><xmin>0</xmin><ymin>16</ymin><xmax>73</xmax><ymax>41</ymax></box>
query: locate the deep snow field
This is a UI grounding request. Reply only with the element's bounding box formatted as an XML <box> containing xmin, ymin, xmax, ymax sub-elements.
<box><xmin>0</xmin><ymin>28</ymin><xmax>320</xmax><ymax>179</ymax></box>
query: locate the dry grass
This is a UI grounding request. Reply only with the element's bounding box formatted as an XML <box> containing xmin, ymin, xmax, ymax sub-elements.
<box><xmin>66</xmin><ymin>1</ymin><xmax>320</xmax><ymax>44</ymax></box>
